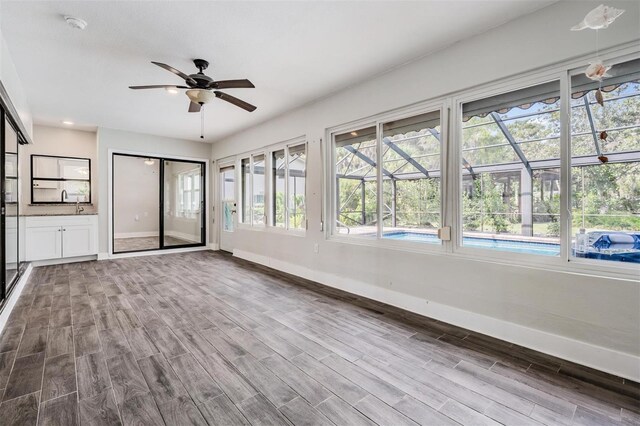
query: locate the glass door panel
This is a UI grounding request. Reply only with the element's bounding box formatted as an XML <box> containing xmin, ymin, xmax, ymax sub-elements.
<box><xmin>113</xmin><ymin>155</ymin><xmax>161</xmax><ymax>253</ymax></box>
<box><xmin>220</xmin><ymin>165</ymin><xmax>236</xmax><ymax>252</ymax></box>
<box><xmin>221</xmin><ymin>166</ymin><xmax>236</xmax><ymax>232</ymax></box>
<box><xmin>163</xmin><ymin>160</ymin><xmax>204</xmax><ymax>247</ymax></box>
<box><xmin>4</xmin><ymin>118</ymin><xmax>19</xmax><ymax>289</ymax></box>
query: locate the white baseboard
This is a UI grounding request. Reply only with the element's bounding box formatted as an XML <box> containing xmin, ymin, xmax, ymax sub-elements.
<box><xmin>233</xmin><ymin>249</ymin><xmax>640</xmax><ymax>382</ymax></box>
<box><xmin>114</xmin><ymin>231</ymin><xmax>158</xmax><ymax>239</ymax></box>
<box><xmin>31</xmin><ymin>255</ymin><xmax>98</xmax><ymax>267</ymax></box>
<box><xmin>102</xmin><ymin>246</ymin><xmax>209</xmax><ymax>260</ymax></box>
<box><xmin>0</xmin><ymin>264</ymin><xmax>33</xmax><ymax>335</ymax></box>
<box><xmin>209</xmin><ymin>243</ymin><xmax>219</xmax><ymax>251</ymax></box>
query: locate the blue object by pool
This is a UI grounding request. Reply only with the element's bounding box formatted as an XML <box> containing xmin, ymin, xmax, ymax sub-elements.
<box><xmin>382</xmin><ymin>232</ymin><xmax>561</xmax><ymax>256</ymax></box>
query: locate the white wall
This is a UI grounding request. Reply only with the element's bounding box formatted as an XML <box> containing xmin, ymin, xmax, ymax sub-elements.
<box><xmin>97</xmin><ymin>127</ymin><xmax>211</xmax><ymax>254</ymax></box>
<box><xmin>113</xmin><ymin>155</ymin><xmax>159</xmax><ymax>237</ymax></box>
<box><xmin>21</xmin><ymin>125</ymin><xmax>97</xmax><ymax>215</ymax></box>
<box><xmin>211</xmin><ymin>1</ymin><xmax>640</xmax><ymax>380</ymax></box>
<box><xmin>0</xmin><ymin>27</ymin><xmax>32</xmax><ymax>138</ymax></box>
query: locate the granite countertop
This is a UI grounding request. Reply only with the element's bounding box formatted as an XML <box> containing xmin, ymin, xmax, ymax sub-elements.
<box><xmin>21</xmin><ymin>213</ymin><xmax>98</xmax><ymax>217</ymax></box>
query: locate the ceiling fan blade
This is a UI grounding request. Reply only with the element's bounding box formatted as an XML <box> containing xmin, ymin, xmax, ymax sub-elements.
<box><xmin>189</xmin><ymin>102</ymin><xmax>201</xmax><ymax>113</ymax></box>
<box><xmin>151</xmin><ymin>61</ymin><xmax>197</xmax><ymax>85</ymax></box>
<box><xmin>129</xmin><ymin>85</ymin><xmax>189</xmax><ymax>90</ymax></box>
<box><xmin>214</xmin><ymin>91</ymin><xmax>256</xmax><ymax>112</ymax></box>
<box><xmin>211</xmin><ymin>79</ymin><xmax>255</xmax><ymax>89</ymax></box>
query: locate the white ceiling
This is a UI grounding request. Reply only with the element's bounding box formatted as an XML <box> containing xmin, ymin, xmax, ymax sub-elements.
<box><xmin>1</xmin><ymin>0</ymin><xmax>556</xmax><ymax>142</ymax></box>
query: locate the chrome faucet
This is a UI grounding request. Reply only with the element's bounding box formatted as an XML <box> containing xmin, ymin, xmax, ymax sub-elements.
<box><xmin>61</xmin><ymin>189</ymin><xmax>67</xmax><ymax>202</ymax></box>
<box><xmin>76</xmin><ymin>200</ymin><xmax>85</xmax><ymax>215</ymax></box>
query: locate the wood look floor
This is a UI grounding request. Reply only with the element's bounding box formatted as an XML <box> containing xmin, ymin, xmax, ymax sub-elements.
<box><xmin>113</xmin><ymin>236</ymin><xmax>195</xmax><ymax>253</ymax></box>
<box><xmin>0</xmin><ymin>251</ymin><xmax>637</xmax><ymax>426</ymax></box>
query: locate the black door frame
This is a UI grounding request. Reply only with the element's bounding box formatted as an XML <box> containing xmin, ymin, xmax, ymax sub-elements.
<box><xmin>0</xmin><ymin>106</ymin><xmax>27</xmax><ymax>309</ymax></box>
<box><xmin>111</xmin><ymin>152</ymin><xmax>207</xmax><ymax>255</ymax></box>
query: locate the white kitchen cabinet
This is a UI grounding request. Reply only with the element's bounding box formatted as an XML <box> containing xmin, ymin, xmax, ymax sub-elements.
<box><xmin>62</xmin><ymin>224</ymin><xmax>95</xmax><ymax>258</ymax></box>
<box><xmin>25</xmin><ymin>226</ymin><xmax>62</xmax><ymax>261</ymax></box>
<box><xmin>25</xmin><ymin>215</ymin><xmax>98</xmax><ymax>262</ymax></box>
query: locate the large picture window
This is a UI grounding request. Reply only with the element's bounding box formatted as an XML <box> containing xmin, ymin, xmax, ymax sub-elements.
<box><xmin>570</xmin><ymin>57</ymin><xmax>640</xmax><ymax>264</ymax></box>
<box><xmin>460</xmin><ymin>81</ymin><xmax>562</xmax><ymax>256</ymax></box>
<box><xmin>333</xmin><ymin>110</ymin><xmax>443</xmax><ymax>244</ymax></box>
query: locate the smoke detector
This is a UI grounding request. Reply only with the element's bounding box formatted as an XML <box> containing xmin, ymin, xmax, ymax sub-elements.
<box><xmin>64</xmin><ymin>16</ymin><xmax>88</xmax><ymax>30</ymax></box>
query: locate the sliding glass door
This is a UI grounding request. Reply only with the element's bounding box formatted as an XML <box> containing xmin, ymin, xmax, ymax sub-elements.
<box><xmin>163</xmin><ymin>160</ymin><xmax>205</xmax><ymax>247</ymax></box>
<box><xmin>0</xmin><ymin>106</ymin><xmax>25</xmax><ymax>306</ymax></box>
<box><xmin>113</xmin><ymin>154</ymin><xmax>161</xmax><ymax>253</ymax></box>
<box><xmin>112</xmin><ymin>153</ymin><xmax>205</xmax><ymax>254</ymax></box>
<box><xmin>4</xmin><ymin>117</ymin><xmax>19</xmax><ymax>289</ymax></box>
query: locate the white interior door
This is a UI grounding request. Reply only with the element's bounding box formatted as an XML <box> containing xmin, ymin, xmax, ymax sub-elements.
<box><xmin>219</xmin><ymin>165</ymin><xmax>236</xmax><ymax>252</ymax></box>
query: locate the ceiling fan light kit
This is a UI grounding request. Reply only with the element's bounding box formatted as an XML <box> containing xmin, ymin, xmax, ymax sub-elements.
<box><xmin>129</xmin><ymin>58</ymin><xmax>256</xmax><ymax>139</ymax></box>
<box><xmin>186</xmin><ymin>89</ymin><xmax>215</xmax><ymax>105</ymax></box>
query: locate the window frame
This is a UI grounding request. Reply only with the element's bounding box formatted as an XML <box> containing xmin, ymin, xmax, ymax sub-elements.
<box><xmin>564</xmin><ymin>54</ymin><xmax>640</xmax><ymax>274</ymax></box>
<box><xmin>453</xmin><ymin>52</ymin><xmax>640</xmax><ymax>278</ymax></box>
<box><xmin>324</xmin><ymin>44</ymin><xmax>639</xmax><ymax>280</ymax></box>
<box><xmin>452</xmin><ymin>74</ymin><xmax>565</xmax><ymax>266</ymax></box>
<box><xmin>327</xmin><ymin>100</ymin><xmax>450</xmax><ymax>254</ymax></box>
<box><xmin>30</xmin><ymin>154</ymin><xmax>92</xmax><ymax>204</ymax></box>
<box><xmin>235</xmin><ymin>137</ymin><xmax>308</xmax><ymax>235</ymax></box>
<box><xmin>238</xmin><ymin>151</ymin><xmax>266</xmax><ymax>228</ymax></box>
<box><xmin>270</xmin><ymin>140</ymin><xmax>308</xmax><ymax>233</ymax></box>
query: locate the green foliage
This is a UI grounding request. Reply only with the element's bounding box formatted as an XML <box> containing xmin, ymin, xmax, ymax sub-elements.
<box><xmin>335</xmin><ymin>82</ymin><xmax>640</xmax><ymax>237</ymax></box>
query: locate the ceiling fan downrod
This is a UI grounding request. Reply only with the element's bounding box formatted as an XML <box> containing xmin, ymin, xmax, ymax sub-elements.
<box><xmin>200</xmin><ymin>106</ymin><xmax>205</xmax><ymax>139</ymax></box>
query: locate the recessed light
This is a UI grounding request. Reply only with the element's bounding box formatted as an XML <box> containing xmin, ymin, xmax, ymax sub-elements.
<box><xmin>64</xmin><ymin>16</ymin><xmax>88</xmax><ymax>30</ymax></box>
<box><xmin>165</xmin><ymin>87</ymin><xmax>179</xmax><ymax>95</ymax></box>
<box><xmin>350</xmin><ymin>131</ymin><xmax>358</xmax><ymax>136</ymax></box>
<box><xmin>62</xmin><ymin>120</ymin><xmax>74</xmax><ymax>125</ymax></box>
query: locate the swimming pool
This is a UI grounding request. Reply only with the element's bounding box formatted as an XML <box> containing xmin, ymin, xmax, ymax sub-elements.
<box><xmin>382</xmin><ymin>232</ymin><xmax>561</xmax><ymax>256</ymax></box>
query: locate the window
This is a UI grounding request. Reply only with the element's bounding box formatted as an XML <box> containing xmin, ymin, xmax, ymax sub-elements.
<box><xmin>241</xmin><ymin>157</ymin><xmax>251</xmax><ymax>223</ymax></box>
<box><xmin>287</xmin><ymin>144</ymin><xmax>307</xmax><ymax>229</ymax></box>
<box><xmin>333</xmin><ymin>110</ymin><xmax>443</xmax><ymax>243</ymax></box>
<box><xmin>382</xmin><ymin>112</ymin><xmax>441</xmax><ymax>243</ymax></box>
<box><xmin>570</xmin><ymin>57</ymin><xmax>640</xmax><ymax>264</ymax></box>
<box><xmin>271</xmin><ymin>143</ymin><xmax>306</xmax><ymax>230</ymax></box>
<box><xmin>253</xmin><ymin>154</ymin><xmax>265</xmax><ymax>225</ymax></box>
<box><xmin>31</xmin><ymin>155</ymin><xmax>91</xmax><ymax>204</ymax></box>
<box><xmin>334</xmin><ymin>125</ymin><xmax>378</xmax><ymax>236</ymax></box>
<box><xmin>176</xmin><ymin>168</ymin><xmax>201</xmax><ymax>218</ymax></box>
<box><xmin>240</xmin><ymin>153</ymin><xmax>266</xmax><ymax>226</ymax></box>
<box><xmin>460</xmin><ymin>81</ymin><xmax>562</xmax><ymax>256</ymax></box>
<box><xmin>272</xmin><ymin>149</ymin><xmax>286</xmax><ymax>227</ymax></box>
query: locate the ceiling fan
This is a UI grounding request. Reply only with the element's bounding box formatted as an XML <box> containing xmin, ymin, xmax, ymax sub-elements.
<box><xmin>129</xmin><ymin>59</ymin><xmax>256</xmax><ymax>138</ymax></box>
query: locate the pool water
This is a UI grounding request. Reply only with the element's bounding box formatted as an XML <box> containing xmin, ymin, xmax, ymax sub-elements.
<box><xmin>383</xmin><ymin>232</ymin><xmax>561</xmax><ymax>256</ymax></box>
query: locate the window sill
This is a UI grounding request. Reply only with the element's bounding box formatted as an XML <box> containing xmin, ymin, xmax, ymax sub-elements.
<box><xmin>328</xmin><ymin>233</ymin><xmax>445</xmax><ymax>255</ymax></box>
<box><xmin>327</xmin><ymin>233</ymin><xmax>639</xmax><ymax>281</ymax></box>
